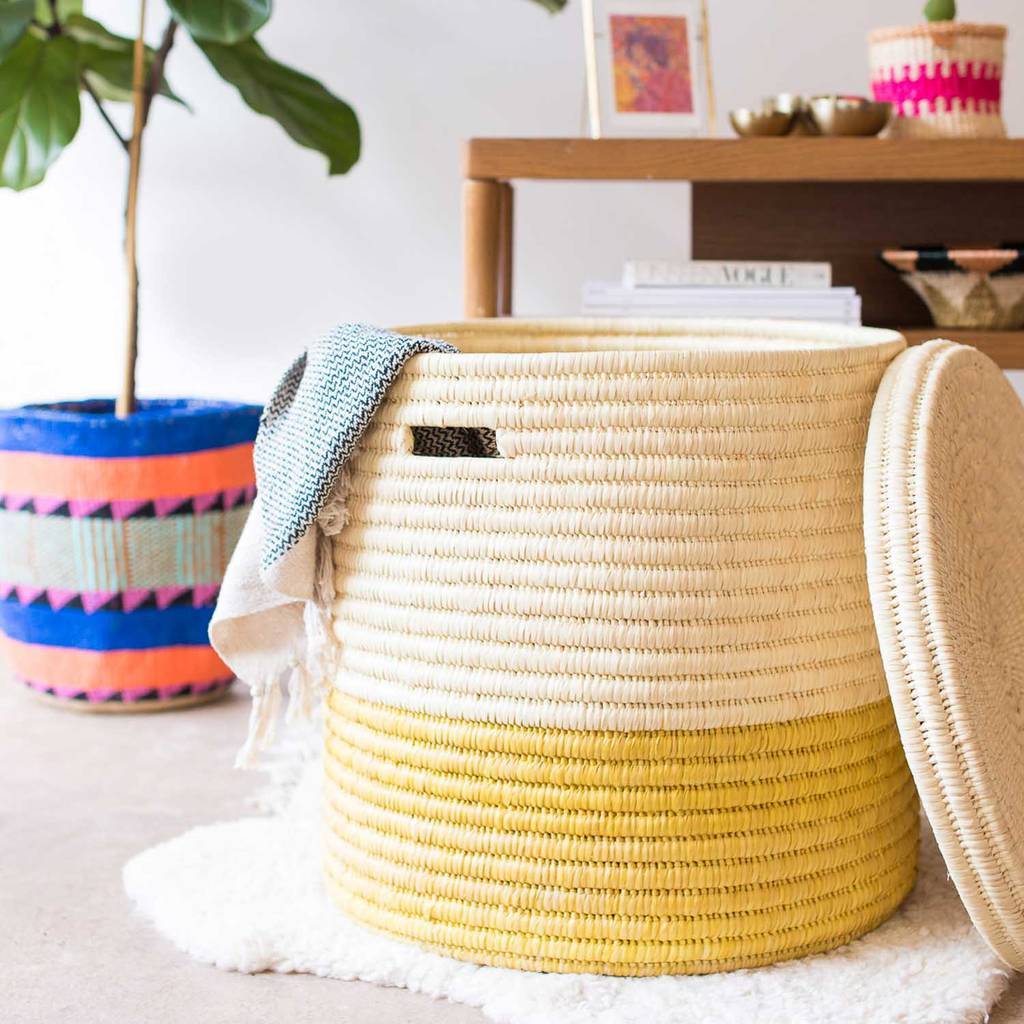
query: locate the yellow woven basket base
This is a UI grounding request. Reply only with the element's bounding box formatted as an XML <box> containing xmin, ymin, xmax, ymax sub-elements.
<box><xmin>324</xmin><ymin>692</ymin><xmax>919</xmax><ymax>975</ymax></box>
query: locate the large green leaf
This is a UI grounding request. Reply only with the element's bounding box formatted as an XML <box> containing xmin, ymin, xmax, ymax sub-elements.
<box><xmin>198</xmin><ymin>38</ymin><xmax>359</xmax><ymax>175</ymax></box>
<box><xmin>167</xmin><ymin>0</ymin><xmax>270</xmax><ymax>44</ymax></box>
<box><xmin>80</xmin><ymin>46</ymin><xmax>187</xmax><ymax>106</ymax></box>
<box><xmin>62</xmin><ymin>13</ymin><xmax>142</xmax><ymax>49</ymax></box>
<box><xmin>527</xmin><ymin>0</ymin><xmax>567</xmax><ymax>10</ymax></box>
<box><xmin>63</xmin><ymin>15</ymin><xmax>185</xmax><ymax>106</ymax></box>
<box><xmin>33</xmin><ymin>0</ymin><xmax>81</xmax><ymax>25</ymax></box>
<box><xmin>0</xmin><ymin>1</ymin><xmax>34</xmax><ymax>62</ymax></box>
<box><xmin>0</xmin><ymin>33</ymin><xmax>79</xmax><ymax>189</ymax></box>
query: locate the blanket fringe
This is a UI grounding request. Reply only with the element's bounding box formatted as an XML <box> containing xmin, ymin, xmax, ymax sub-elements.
<box><xmin>234</xmin><ymin>676</ymin><xmax>284</xmax><ymax>769</ymax></box>
<box><xmin>235</xmin><ymin>486</ymin><xmax>348</xmax><ymax>768</ymax></box>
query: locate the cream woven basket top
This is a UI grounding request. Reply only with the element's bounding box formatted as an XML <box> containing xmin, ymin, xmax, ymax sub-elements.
<box><xmin>865</xmin><ymin>340</ymin><xmax>1024</xmax><ymax>969</ymax></box>
<box><xmin>324</xmin><ymin>319</ymin><xmax>918</xmax><ymax>976</ymax></box>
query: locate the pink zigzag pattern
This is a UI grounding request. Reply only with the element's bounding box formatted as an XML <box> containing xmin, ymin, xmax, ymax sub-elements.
<box><xmin>872</xmin><ymin>61</ymin><xmax>1002</xmax><ymax>114</ymax></box>
<box><xmin>21</xmin><ymin>677</ymin><xmax>234</xmax><ymax>704</ymax></box>
<box><xmin>0</xmin><ymin>582</ymin><xmax>221</xmax><ymax>611</ymax></box>
<box><xmin>0</xmin><ymin>482</ymin><xmax>256</xmax><ymax>519</ymax></box>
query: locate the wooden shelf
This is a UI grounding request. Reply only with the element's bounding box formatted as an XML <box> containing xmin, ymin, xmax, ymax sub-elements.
<box><xmin>465</xmin><ymin>138</ymin><xmax>1024</xmax><ymax>183</ymax></box>
<box><xmin>898</xmin><ymin>328</ymin><xmax>1024</xmax><ymax>368</ymax></box>
<box><xmin>460</xmin><ymin>137</ymin><xmax>1024</xmax><ymax>336</ymax></box>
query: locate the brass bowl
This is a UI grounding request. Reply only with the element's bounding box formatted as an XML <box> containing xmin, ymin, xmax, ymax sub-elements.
<box><xmin>807</xmin><ymin>95</ymin><xmax>892</xmax><ymax>136</ymax></box>
<box><xmin>767</xmin><ymin>94</ymin><xmax>820</xmax><ymax>136</ymax></box>
<box><xmin>729</xmin><ymin>107</ymin><xmax>796</xmax><ymax>137</ymax></box>
<box><xmin>765</xmin><ymin>93</ymin><xmax>805</xmax><ymax>117</ymax></box>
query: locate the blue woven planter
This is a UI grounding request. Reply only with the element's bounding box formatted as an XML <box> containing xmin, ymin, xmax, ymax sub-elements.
<box><xmin>0</xmin><ymin>398</ymin><xmax>260</xmax><ymax>710</ymax></box>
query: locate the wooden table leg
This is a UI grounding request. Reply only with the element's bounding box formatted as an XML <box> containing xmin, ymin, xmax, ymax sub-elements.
<box><xmin>463</xmin><ymin>179</ymin><xmax>501</xmax><ymax>318</ymax></box>
<box><xmin>498</xmin><ymin>182</ymin><xmax>514</xmax><ymax>316</ymax></box>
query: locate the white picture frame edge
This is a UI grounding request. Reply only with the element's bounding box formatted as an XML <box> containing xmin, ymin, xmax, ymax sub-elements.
<box><xmin>582</xmin><ymin>0</ymin><xmax>710</xmax><ymax>139</ymax></box>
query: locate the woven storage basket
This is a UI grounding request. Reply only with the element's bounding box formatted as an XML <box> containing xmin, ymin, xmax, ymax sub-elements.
<box><xmin>868</xmin><ymin>23</ymin><xmax>1006</xmax><ymax>139</ymax></box>
<box><xmin>324</xmin><ymin>319</ymin><xmax>919</xmax><ymax>976</ymax></box>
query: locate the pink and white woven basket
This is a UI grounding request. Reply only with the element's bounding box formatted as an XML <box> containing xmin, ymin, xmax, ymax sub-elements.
<box><xmin>868</xmin><ymin>23</ymin><xmax>1006</xmax><ymax>139</ymax></box>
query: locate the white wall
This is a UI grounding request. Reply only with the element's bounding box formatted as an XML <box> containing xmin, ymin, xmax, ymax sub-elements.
<box><xmin>1</xmin><ymin>0</ymin><xmax>1022</xmax><ymax>407</ymax></box>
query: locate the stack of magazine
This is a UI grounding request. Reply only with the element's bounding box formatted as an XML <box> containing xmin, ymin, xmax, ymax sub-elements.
<box><xmin>583</xmin><ymin>259</ymin><xmax>861</xmax><ymax>325</ymax></box>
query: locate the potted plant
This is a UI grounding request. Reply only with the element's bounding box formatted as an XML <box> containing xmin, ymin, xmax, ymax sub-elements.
<box><xmin>868</xmin><ymin>0</ymin><xmax>1007</xmax><ymax>138</ymax></box>
<box><xmin>0</xmin><ymin>1</ymin><xmax>566</xmax><ymax>712</ymax></box>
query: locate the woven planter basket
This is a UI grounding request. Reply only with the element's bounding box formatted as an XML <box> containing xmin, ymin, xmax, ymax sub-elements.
<box><xmin>868</xmin><ymin>23</ymin><xmax>1007</xmax><ymax>139</ymax></box>
<box><xmin>324</xmin><ymin>319</ymin><xmax>919</xmax><ymax>976</ymax></box>
<box><xmin>0</xmin><ymin>399</ymin><xmax>259</xmax><ymax>710</ymax></box>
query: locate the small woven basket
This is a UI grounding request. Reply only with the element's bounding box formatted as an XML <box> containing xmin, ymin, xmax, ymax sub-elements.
<box><xmin>324</xmin><ymin>319</ymin><xmax>919</xmax><ymax>976</ymax></box>
<box><xmin>868</xmin><ymin>22</ymin><xmax>1007</xmax><ymax>139</ymax></box>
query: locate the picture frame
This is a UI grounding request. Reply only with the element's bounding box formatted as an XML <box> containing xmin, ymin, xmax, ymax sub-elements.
<box><xmin>582</xmin><ymin>0</ymin><xmax>715</xmax><ymax>138</ymax></box>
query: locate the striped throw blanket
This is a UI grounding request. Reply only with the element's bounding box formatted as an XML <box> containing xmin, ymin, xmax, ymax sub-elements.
<box><xmin>210</xmin><ymin>323</ymin><xmax>457</xmax><ymax>764</ymax></box>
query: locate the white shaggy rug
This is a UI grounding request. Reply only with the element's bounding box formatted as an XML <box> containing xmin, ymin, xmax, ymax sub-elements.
<box><xmin>124</xmin><ymin>759</ymin><xmax>1012</xmax><ymax>1024</ymax></box>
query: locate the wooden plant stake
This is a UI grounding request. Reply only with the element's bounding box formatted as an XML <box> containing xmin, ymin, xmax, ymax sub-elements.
<box><xmin>117</xmin><ymin>0</ymin><xmax>148</xmax><ymax>418</ymax></box>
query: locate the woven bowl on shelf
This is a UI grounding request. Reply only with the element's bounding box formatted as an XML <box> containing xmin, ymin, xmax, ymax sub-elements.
<box><xmin>323</xmin><ymin>318</ymin><xmax>918</xmax><ymax>977</ymax></box>
<box><xmin>880</xmin><ymin>246</ymin><xmax>1024</xmax><ymax>329</ymax></box>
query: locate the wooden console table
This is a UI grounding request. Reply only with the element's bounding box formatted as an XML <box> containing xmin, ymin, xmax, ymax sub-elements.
<box><xmin>462</xmin><ymin>137</ymin><xmax>1024</xmax><ymax>368</ymax></box>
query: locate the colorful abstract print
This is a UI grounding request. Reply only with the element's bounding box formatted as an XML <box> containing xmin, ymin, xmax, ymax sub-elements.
<box><xmin>610</xmin><ymin>15</ymin><xmax>693</xmax><ymax>114</ymax></box>
<box><xmin>0</xmin><ymin>399</ymin><xmax>260</xmax><ymax>706</ymax></box>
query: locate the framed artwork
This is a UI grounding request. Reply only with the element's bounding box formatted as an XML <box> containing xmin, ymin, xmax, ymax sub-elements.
<box><xmin>582</xmin><ymin>0</ymin><xmax>714</xmax><ymax>138</ymax></box>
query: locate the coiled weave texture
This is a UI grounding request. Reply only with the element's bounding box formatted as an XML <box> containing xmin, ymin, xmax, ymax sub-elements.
<box><xmin>868</xmin><ymin>23</ymin><xmax>1006</xmax><ymax>139</ymax></box>
<box><xmin>325</xmin><ymin>319</ymin><xmax>918</xmax><ymax>975</ymax></box>
<box><xmin>864</xmin><ymin>340</ymin><xmax>1024</xmax><ymax>969</ymax></box>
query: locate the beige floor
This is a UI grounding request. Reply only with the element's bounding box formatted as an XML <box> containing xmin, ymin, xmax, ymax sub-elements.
<box><xmin>2</xmin><ymin>681</ymin><xmax>1022</xmax><ymax>1024</ymax></box>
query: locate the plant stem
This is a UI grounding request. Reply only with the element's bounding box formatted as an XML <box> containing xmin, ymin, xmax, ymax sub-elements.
<box><xmin>142</xmin><ymin>18</ymin><xmax>177</xmax><ymax>128</ymax></box>
<box><xmin>80</xmin><ymin>75</ymin><xmax>130</xmax><ymax>152</ymax></box>
<box><xmin>117</xmin><ymin>0</ymin><xmax>148</xmax><ymax>419</ymax></box>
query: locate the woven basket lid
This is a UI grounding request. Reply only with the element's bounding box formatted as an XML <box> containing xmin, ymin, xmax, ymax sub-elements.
<box><xmin>864</xmin><ymin>338</ymin><xmax>1024</xmax><ymax>968</ymax></box>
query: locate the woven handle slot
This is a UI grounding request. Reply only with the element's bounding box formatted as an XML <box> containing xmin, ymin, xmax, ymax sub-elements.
<box><xmin>409</xmin><ymin>425</ymin><xmax>501</xmax><ymax>458</ymax></box>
